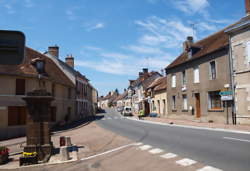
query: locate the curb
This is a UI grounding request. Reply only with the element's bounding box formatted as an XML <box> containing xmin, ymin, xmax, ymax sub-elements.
<box><xmin>126</xmin><ymin>117</ymin><xmax>250</xmax><ymax>135</ymax></box>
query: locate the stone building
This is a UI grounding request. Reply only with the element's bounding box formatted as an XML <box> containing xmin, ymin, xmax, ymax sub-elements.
<box><xmin>147</xmin><ymin>77</ymin><xmax>167</xmax><ymax>117</ymax></box>
<box><xmin>165</xmin><ymin>33</ymin><xmax>233</xmax><ymax>123</ymax></box>
<box><xmin>225</xmin><ymin>0</ymin><xmax>250</xmax><ymax>124</ymax></box>
<box><xmin>0</xmin><ymin>47</ymin><xmax>75</xmax><ymax>140</ymax></box>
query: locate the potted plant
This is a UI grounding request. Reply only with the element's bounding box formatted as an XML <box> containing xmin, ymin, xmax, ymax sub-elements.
<box><xmin>0</xmin><ymin>146</ymin><xmax>9</xmax><ymax>165</ymax></box>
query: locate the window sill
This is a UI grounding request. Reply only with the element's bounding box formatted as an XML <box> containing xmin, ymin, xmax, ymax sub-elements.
<box><xmin>208</xmin><ymin>109</ymin><xmax>224</xmax><ymax>112</ymax></box>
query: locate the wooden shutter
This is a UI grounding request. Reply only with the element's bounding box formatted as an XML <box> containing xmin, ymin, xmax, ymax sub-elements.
<box><xmin>16</xmin><ymin>79</ymin><xmax>25</xmax><ymax>95</ymax></box>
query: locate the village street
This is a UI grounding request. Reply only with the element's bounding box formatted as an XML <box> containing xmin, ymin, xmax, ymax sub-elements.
<box><xmin>95</xmin><ymin>108</ymin><xmax>250</xmax><ymax>171</ymax></box>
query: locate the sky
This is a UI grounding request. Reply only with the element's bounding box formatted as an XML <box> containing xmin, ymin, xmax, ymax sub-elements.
<box><xmin>0</xmin><ymin>0</ymin><xmax>246</xmax><ymax>96</ymax></box>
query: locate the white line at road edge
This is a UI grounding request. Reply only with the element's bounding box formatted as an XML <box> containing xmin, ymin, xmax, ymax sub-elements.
<box><xmin>80</xmin><ymin>143</ymin><xmax>137</xmax><ymax>161</ymax></box>
<box><xmin>223</xmin><ymin>137</ymin><xmax>250</xmax><ymax>143</ymax></box>
<box><xmin>125</xmin><ymin>117</ymin><xmax>250</xmax><ymax>135</ymax></box>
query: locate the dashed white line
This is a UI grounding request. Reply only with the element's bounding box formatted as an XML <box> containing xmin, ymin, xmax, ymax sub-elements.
<box><xmin>176</xmin><ymin>158</ymin><xmax>197</xmax><ymax>166</ymax></box>
<box><xmin>197</xmin><ymin>166</ymin><xmax>223</xmax><ymax>171</ymax></box>
<box><xmin>148</xmin><ymin>148</ymin><xmax>164</xmax><ymax>154</ymax></box>
<box><xmin>223</xmin><ymin>137</ymin><xmax>250</xmax><ymax>143</ymax></box>
<box><xmin>160</xmin><ymin>153</ymin><xmax>178</xmax><ymax>159</ymax></box>
<box><xmin>138</xmin><ymin>145</ymin><xmax>152</xmax><ymax>151</ymax></box>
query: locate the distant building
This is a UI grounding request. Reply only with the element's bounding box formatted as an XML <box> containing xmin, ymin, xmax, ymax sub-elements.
<box><xmin>225</xmin><ymin>0</ymin><xmax>250</xmax><ymax>124</ymax></box>
<box><xmin>147</xmin><ymin>77</ymin><xmax>167</xmax><ymax>117</ymax></box>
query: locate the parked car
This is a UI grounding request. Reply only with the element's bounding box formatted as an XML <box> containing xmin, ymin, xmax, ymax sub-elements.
<box><xmin>122</xmin><ymin>107</ymin><xmax>132</xmax><ymax>116</ymax></box>
<box><xmin>149</xmin><ymin>113</ymin><xmax>158</xmax><ymax>117</ymax></box>
<box><xmin>117</xmin><ymin>106</ymin><xmax>124</xmax><ymax>113</ymax></box>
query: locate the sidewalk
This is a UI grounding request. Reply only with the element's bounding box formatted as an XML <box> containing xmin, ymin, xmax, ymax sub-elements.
<box><xmin>137</xmin><ymin>116</ymin><xmax>250</xmax><ymax>132</ymax></box>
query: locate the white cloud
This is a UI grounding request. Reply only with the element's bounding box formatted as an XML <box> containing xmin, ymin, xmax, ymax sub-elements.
<box><xmin>86</xmin><ymin>22</ymin><xmax>105</xmax><ymax>31</ymax></box>
<box><xmin>66</xmin><ymin>9</ymin><xmax>77</xmax><ymax>21</ymax></box>
<box><xmin>172</xmin><ymin>0</ymin><xmax>209</xmax><ymax>15</ymax></box>
<box><xmin>126</xmin><ymin>45</ymin><xmax>164</xmax><ymax>55</ymax></box>
<box><xmin>24</xmin><ymin>0</ymin><xmax>34</xmax><ymax>8</ymax></box>
<box><xmin>4</xmin><ymin>4</ymin><xmax>15</xmax><ymax>14</ymax></box>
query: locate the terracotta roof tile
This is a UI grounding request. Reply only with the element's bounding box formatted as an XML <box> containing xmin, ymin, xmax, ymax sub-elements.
<box><xmin>0</xmin><ymin>47</ymin><xmax>74</xmax><ymax>87</ymax></box>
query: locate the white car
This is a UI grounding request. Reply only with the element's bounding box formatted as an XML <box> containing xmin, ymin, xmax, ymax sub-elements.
<box><xmin>122</xmin><ymin>107</ymin><xmax>132</xmax><ymax>116</ymax></box>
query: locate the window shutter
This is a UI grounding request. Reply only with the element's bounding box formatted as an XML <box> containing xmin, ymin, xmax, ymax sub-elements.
<box><xmin>16</xmin><ymin>79</ymin><xmax>25</xmax><ymax>95</ymax></box>
<box><xmin>194</xmin><ymin>67</ymin><xmax>200</xmax><ymax>83</ymax></box>
<box><xmin>247</xmin><ymin>41</ymin><xmax>250</xmax><ymax>64</ymax></box>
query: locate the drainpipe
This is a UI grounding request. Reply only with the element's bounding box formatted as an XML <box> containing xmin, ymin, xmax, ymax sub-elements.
<box><xmin>228</xmin><ymin>34</ymin><xmax>237</xmax><ymax>125</ymax></box>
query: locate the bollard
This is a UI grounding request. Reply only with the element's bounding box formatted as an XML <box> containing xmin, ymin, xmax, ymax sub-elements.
<box><xmin>60</xmin><ymin>146</ymin><xmax>69</xmax><ymax>161</ymax></box>
<box><xmin>65</xmin><ymin>136</ymin><xmax>72</xmax><ymax>147</ymax></box>
<box><xmin>60</xmin><ymin>136</ymin><xmax>66</xmax><ymax>147</ymax></box>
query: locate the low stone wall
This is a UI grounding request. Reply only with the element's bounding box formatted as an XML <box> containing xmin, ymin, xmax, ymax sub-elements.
<box><xmin>0</xmin><ymin>126</ymin><xmax>26</xmax><ymax>141</ymax></box>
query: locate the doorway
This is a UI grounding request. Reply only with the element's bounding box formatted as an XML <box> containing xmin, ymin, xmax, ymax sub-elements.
<box><xmin>195</xmin><ymin>93</ymin><xmax>201</xmax><ymax>118</ymax></box>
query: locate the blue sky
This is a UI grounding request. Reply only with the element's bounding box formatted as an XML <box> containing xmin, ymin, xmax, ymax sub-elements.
<box><xmin>0</xmin><ymin>0</ymin><xmax>245</xmax><ymax>96</ymax></box>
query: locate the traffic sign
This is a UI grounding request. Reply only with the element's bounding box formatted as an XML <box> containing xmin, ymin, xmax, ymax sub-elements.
<box><xmin>221</xmin><ymin>95</ymin><xmax>233</xmax><ymax>101</ymax></box>
<box><xmin>219</xmin><ymin>91</ymin><xmax>232</xmax><ymax>96</ymax></box>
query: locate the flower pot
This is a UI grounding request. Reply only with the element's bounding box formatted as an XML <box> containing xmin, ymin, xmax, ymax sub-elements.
<box><xmin>0</xmin><ymin>154</ymin><xmax>9</xmax><ymax>165</ymax></box>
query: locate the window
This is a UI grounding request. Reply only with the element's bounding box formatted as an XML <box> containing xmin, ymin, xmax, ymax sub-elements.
<box><xmin>8</xmin><ymin>106</ymin><xmax>26</xmax><ymax>126</ymax></box>
<box><xmin>247</xmin><ymin>41</ymin><xmax>250</xmax><ymax>64</ymax></box>
<box><xmin>182</xmin><ymin>70</ymin><xmax>186</xmax><ymax>85</ymax></box>
<box><xmin>52</xmin><ymin>83</ymin><xmax>55</xmax><ymax>97</ymax></box>
<box><xmin>68</xmin><ymin>88</ymin><xmax>71</xmax><ymax>99</ymax></box>
<box><xmin>208</xmin><ymin>91</ymin><xmax>222</xmax><ymax>110</ymax></box>
<box><xmin>171</xmin><ymin>75</ymin><xmax>176</xmax><ymax>88</ymax></box>
<box><xmin>182</xmin><ymin>95</ymin><xmax>188</xmax><ymax>110</ymax></box>
<box><xmin>210</xmin><ymin>61</ymin><xmax>216</xmax><ymax>80</ymax></box>
<box><xmin>172</xmin><ymin>96</ymin><xmax>176</xmax><ymax>110</ymax></box>
<box><xmin>50</xmin><ymin>106</ymin><xmax>57</xmax><ymax>122</ymax></box>
<box><xmin>193</xmin><ymin>66</ymin><xmax>200</xmax><ymax>83</ymax></box>
<box><xmin>16</xmin><ymin>79</ymin><xmax>25</xmax><ymax>95</ymax></box>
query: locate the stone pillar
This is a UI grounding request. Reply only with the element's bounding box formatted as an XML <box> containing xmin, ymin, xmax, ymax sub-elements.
<box><xmin>22</xmin><ymin>90</ymin><xmax>54</xmax><ymax>162</ymax></box>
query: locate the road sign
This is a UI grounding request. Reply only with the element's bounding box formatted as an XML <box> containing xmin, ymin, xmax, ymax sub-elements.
<box><xmin>221</xmin><ymin>95</ymin><xmax>233</xmax><ymax>101</ymax></box>
<box><xmin>0</xmin><ymin>30</ymin><xmax>25</xmax><ymax>65</ymax></box>
<box><xmin>219</xmin><ymin>91</ymin><xmax>232</xmax><ymax>96</ymax></box>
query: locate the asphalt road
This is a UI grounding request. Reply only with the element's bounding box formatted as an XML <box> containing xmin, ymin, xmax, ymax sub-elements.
<box><xmin>96</xmin><ymin>108</ymin><xmax>250</xmax><ymax>171</ymax></box>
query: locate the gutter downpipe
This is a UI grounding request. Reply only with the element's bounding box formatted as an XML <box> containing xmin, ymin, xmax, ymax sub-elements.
<box><xmin>228</xmin><ymin>34</ymin><xmax>237</xmax><ymax>125</ymax></box>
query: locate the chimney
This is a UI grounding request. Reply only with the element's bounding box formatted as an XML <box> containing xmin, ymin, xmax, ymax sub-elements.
<box><xmin>143</xmin><ymin>68</ymin><xmax>148</xmax><ymax>74</ymax></box>
<box><xmin>142</xmin><ymin>68</ymin><xmax>149</xmax><ymax>79</ymax></box>
<box><xmin>48</xmin><ymin>45</ymin><xmax>59</xmax><ymax>58</ymax></box>
<box><xmin>183</xmin><ymin>36</ymin><xmax>193</xmax><ymax>52</ymax></box>
<box><xmin>65</xmin><ymin>54</ymin><xmax>74</xmax><ymax>68</ymax></box>
<box><xmin>246</xmin><ymin>0</ymin><xmax>250</xmax><ymax>16</ymax></box>
<box><xmin>129</xmin><ymin>80</ymin><xmax>135</xmax><ymax>86</ymax></box>
<box><xmin>124</xmin><ymin>88</ymin><xmax>126</xmax><ymax>92</ymax></box>
<box><xmin>139</xmin><ymin>72</ymin><xmax>144</xmax><ymax>81</ymax></box>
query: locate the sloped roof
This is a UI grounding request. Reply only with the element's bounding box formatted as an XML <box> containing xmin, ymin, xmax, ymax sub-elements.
<box><xmin>114</xmin><ymin>91</ymin><xmax>128</xmax><ymax>102</ymax></box>
<box><xmin>147</xmin><ymin>77</ymin><xmax>164</xmax><ymax>90</ymax></box>
<box><xmin>166</xmin><ymin>15</ymin><xmax>250</xmax><ymax>70</ymax></box>
<box><xmin>0</xmin><ymin>47</ymin><xmax>74</xmax><ymax>87</ymax></box>
<box><xmin>140</xmin><ymin>72</ymin><xmax>161</xmax><ymax>89</ymax></box>
<box><xmin>166</xmin><ymin>30</ymin><xmax>228</xmax><ymax>70</ymax></box>
<box><xmin>154</xmin><ymin>77</ymin><xmax>167</xmax><ymax>91</ymax></box>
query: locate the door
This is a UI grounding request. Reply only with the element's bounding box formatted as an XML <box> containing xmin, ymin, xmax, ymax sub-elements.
<box><xmin>195</xmin><ymin>93</ymin><xmax>201</xmax><ymax>118</ymax></box>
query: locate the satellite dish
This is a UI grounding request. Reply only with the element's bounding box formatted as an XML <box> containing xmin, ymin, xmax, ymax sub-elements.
<box><xmin>0</xmin><ymin>30</ymin><xmax>25</xmax><ymax>65</ymax></box>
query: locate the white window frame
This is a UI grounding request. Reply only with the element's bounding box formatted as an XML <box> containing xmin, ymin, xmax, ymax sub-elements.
<box><xmin>182</xmin><ymin>70</ymin><xmax>186</xmax><ymax>86</ymax></box>
<box><xmin>172</xmin><ymin>96</ymin><xmax>176</xmax><ymax>110</ymax></box>
<box><xmin>246</xmin><ymin>41</ymin><xmax>250</xmax><ymax>64</ymax></box>
<box><xmin>182</xmin><ymin>95</ymin><xmax>188</xmax><ymax>110</ymax></box>
<box><xmin>193</xmin><ymin>66</ymin><xmax>200</xmax><ymax>83</ymax></box>
<box><xmin>209</xmin><ymin>61</ymin><xmax>216</xmax><ymax>80</ymax></box>
<box><xmin>171</xmin><ymin>74</ymin><xmax>176</xmax><ymax>88</ymax></box>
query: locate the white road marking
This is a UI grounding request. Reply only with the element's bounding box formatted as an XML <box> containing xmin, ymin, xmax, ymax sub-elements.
<box><xmin>176</xmin><ymin>158</ymin><xmax>197</xmax><ymax>166</ymax></box>
<box><xmin>107</xmin><ymin>117</ymin><xmax>112</xmax><ymax>120</ymax></box>
<box><xmin>223</xmin><ymin>137</ymin><xmax>250</xmax><ymax>143</ymax></box>
<box><xmin>125</xmin><ymin>117</ymin><xmax>250</xmax><ymax>135</ymax></box>
<box><xmin>197</xmin><ymin>166</ymin><xmax>223</xmax><ymax>171</ymax></box>
<box><xmin>160</xmin><ymin>153</ymin><xmax>178</xmax><ymax>159</ymax></box>
<box><xmin>148</xmin><ymin>148</ymin><xmax>164</xmax><ymax>154</ymax></box>
<box><xmin>138</xmin><ymin>145</ymin><xmax>152</xmax><ymax>151</ymax></box>
<box><xmin>81</xmin><ymin>143</ymin><xmax>136</xmax><ymax>161</ymax></box>
<box><xmin>135</xmin><ymin>142</ymin><xmax>143</xmax><ymax>146</ymax></box>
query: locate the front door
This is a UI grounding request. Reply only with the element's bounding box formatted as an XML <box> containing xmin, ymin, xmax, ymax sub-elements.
<box><xmin>195</xmin><ymin>93</ymin><xmax>201</xmax><ymax>118</ymax></box>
